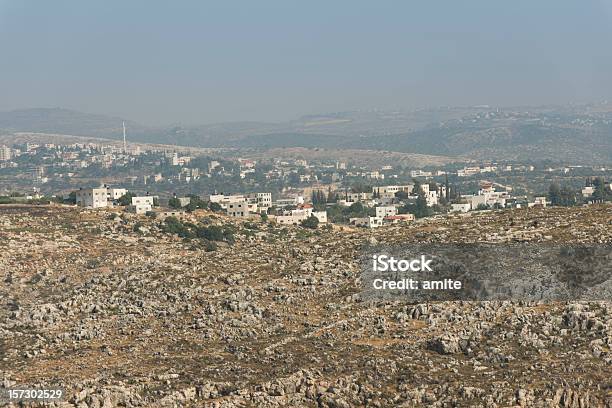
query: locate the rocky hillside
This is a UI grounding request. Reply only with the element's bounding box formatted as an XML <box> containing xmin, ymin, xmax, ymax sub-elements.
<box><xmin>0</xmin><ymin>205</ymin><xmax>611</xmax><ymax>407</ymax></box>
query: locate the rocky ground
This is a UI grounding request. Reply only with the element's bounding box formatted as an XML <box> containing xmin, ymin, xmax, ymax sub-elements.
<box><xmin>0</xmin><ymin>204</ymin><xmax>611</xmax><ymax>407</ymax></box>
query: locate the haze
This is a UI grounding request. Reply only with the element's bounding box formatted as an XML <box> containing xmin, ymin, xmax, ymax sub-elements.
<box><xmin>1</xmin><ymin>0</ymin><xmax>612</xmax><ymax>125</ymax></box>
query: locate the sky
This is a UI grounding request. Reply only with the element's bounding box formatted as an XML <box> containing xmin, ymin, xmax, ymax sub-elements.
<box><xmin>1</xmin><ymin>1</ymin><xmax>612</xmax><ymax>125</ymax></box>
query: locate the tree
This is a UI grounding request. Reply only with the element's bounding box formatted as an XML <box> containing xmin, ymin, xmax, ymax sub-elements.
<box><xmin>301</xmin><ymin>215</ymin><xmax>319</xmax><ymax>229</ymax></box>
<box><xmin>414</xmin><ymin>192</ymin><xmax>430</xmax><ymax>217</ymax></box>
<box><xmin>548</xmin><ymin>183</ymin><xmax>562</xmax><ymax>206</ymax></box>
<box><xmin>549</xmin><ymin>183</ymin><xmax>576</xmax><ymax>206</ymax></box>
<box><xmin>402</xmin><ymin>184</ymin><xmax>432</xmax><ymax>218</ymax></box>
<box><xmin>444</xmin><ymin>174</ymin><xmax>450</xmax><ymax>201</ymax></box>
<box><xmin>592</xmin><ymin>177</ymin><xmax>609</xmax><ymax>202</ymax></box>
<box><xmin>311</xmin><ymin>190</ymin><xmax>326</xmax><ymax>206</ymax></box>
<box><xmin>168</xmin><ymin>197</ymin><xmax>182</xmax><ymax>209</ymax></box>
<box><xmin>348</xmin><ymin>202</ymin><xmax>364</xmax><ymax>213</ymax></box>
<box><xmin>559</xmin><ymin>186</ymin><xmax>577</xmax><ymax>206</ymax></box>
<box><xmin>117</xmin><ymin>192</ymin><xmax>134</xmax><ymax>206</ymax></box>
<box><xmin>395</xmin><ymin>191</ymin><xmax>409</xmax><ymax>200</ymax></box>
<box><xmin>327</xmin><ymin>188</ymin><xmax>337</xmax><ymax>203</ymax></box>
<box><xmin>209</xmin><ymin>202</ymin><xmax>222</xmax><ymax>212</ymax></box>
<box><xmin>66</xmin><ymin>191</ymin><xmax>77</xmax><ymax>204</ymax></box>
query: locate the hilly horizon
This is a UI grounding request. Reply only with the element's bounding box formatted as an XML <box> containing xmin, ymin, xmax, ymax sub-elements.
<box><xmin>1</xmin><ymin>106</ymin><xmax>611</xmax><ymax>163</ymax></box>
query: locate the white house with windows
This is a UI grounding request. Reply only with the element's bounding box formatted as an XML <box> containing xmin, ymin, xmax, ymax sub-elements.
<box><xmin>107</xmin><ymin>188</ymin><xmax>128</xmax><ymax>201</ymax></box>
<box><xmin>375</xmin><ymin>206</ymin><xmax>397</xmax><ymax>219</ymax></box>
<box><xmin>275</xmin><ymin>205</ymin><xmax>327</xmax><ymax>225</ymax></box>
<box><xmin>227</xmin><ymin>202</ymin><xmax>249</xmax><ymax>218</ymax></box>
<box><xmin>132</xmin><ymin>196</ymin><xmax>155</xmax><ymax>206</ymax></box>
<box><xmin>75</xmin><ymin>187</ymin><xmax>108</xmax><ymax>208</ymax></box>
<box><xmin>349</xmin><ymin>216</ymin><xmax>383</xmax><ymax>228</ymax></box>
<box><xmin>129</xmin><ymin>203</ymin><xmax>151</xmax><ymax>215</ymax></box>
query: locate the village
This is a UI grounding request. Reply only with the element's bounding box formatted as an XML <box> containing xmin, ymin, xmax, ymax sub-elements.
<box><xmin>1</xmin><ymin>141</ymin><xmax>610</xmax><ymax>229</ymax></box>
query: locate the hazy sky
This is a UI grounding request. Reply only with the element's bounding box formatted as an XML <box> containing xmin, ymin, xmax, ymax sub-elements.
<box><xmin>1</xmin><ymin>1</ymin><xmax>612</xmax><ymax>125</ymax></box>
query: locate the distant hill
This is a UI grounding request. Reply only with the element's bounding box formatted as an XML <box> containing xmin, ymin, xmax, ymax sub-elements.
<box><xmin>1</xmin><ymin>106</ymin><xmax>611</xmax><ymax>163</ymax></box>
<box><xmin>0</xmin><ymin>108</ymin><xmax>133</xmax><ymax>138</ymax></box>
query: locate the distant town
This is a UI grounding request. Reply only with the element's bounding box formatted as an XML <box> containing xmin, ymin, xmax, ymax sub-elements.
<box><xmin>1</xmin><ymin>140</ymin><xmax>610</xmax><ymax>228</ymax></box>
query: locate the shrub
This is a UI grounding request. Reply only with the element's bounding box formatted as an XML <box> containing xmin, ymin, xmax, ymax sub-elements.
<box><xmin>301</xmin><ymin>215</ymin><xmax>319</xmax><ymax>229</ymax></box>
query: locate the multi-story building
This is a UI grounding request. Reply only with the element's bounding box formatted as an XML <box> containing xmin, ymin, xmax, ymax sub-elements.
<box><xmin>129</xmin><ymin>203</ymin><xmax>152</xmax><ymax>214</ymax></box>
<box><xmin>275</xmin><ymin>205</ymin><xmax>327</xmax><ymax>225</ymax></box>
<box><xmin>132</xmin><ymin>196</ymin><xmax>155</xmax><ymax>207</ymax></box>
<box><xmin>107</xmin><ymin>188</ymin><xmax>128</xmax><ymax>201</ymax></box>
<box><xmin>375</xmin><ymin>206</ymin><xmax>398</xmax><ymax>219</ymax></box>
<box><xmin>349</xmin><ymin>216</ymin><xmax>383</xmax><ymax>228</ymax></box>
<box><xmin>0</xmin><ymin>145</ymin><xmax>12</xmax><ymax>161</ymax></box>
<box><xmin>227</xmin><ymin>202</ymin><xmax>249</xmax><ymax>218</ymax></box>
<box><xmin>76</xmin><ymin>187</ymin><xmax>108</xmax><ymax>208</ymax></box>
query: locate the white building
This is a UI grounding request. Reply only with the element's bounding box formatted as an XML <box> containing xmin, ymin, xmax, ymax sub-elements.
<box><xmin>275</xmin><ymin>206</ymin><xmax>327</xmax><ymax>225</ymax></box>
<box><xmin>129</xmin><ymin>203</ymin><xmax>151</xmax><ymax>215</ymax></box>
<box><xmin>383</xmin><ymin>214</ymin><xmax>415</xmax><ymax>224</ymax></box>
<box><xmin>349</xmin><ymin>217</ymin><xmax>383</xmax><ymax>228</ymax></box>
<box><xmin>208</xmin><ymin>160</ymin><xmax>220</xmax><ymax>173</ymax></box>
<box><xmin>410</xmin><ymin>170</ymin><xmax>432</xmax><ymax>178</ymax></box>
<box><xmin>247</xmin><ymin>192</ymin><xmax>272</xmax><ymax>213</ymax></box>
<box><xmin>107</xmin><ymin>188</ymin><xmax>128</xmax><ymax>201</ymax></box>
<box><xmin>375</xmin><ymin>206</ymin><xmax>397</xmax><ymax>219</ymax></box>
<box><xmin>528</xmin><ymin>197</ymin><xmax>548</xmax><ymax>208</ymax></box>
<box><xmin>227</xmin><ymin>202</ymin><xmax>249</xmax><ymax>218</ymax></box>
<box><xmin>208</xmin><ymin>194</ymin><xmax>247</xmax><ymax>210</ymax></box>
<box><xmin>132</xmin><ymin>196</ymin><xmax>155</xmax><ymax>207</ymax></box>
<box><xmin>372</xmin><ymin>185</ymin><xmax>414</xmax><ymax>198</ymax></box>
<box><xmin>345</xmin><ymin>192</ymin><xmax>373</xmax><ymax>202</ymax></box>
<box><xmin>0</xmin><ymin>145</ymin><xmax>12</xmax><ymax>161</ymax></box>
<box><xmin>460</xmin><ymin>186</ymin><xmax>509</xmax><ymax>210</ymax></box>
<box><xmin>312</xmin><ymin>211</ymin><xmax>327</xmax><ymax>223</ymax></box>
<box><xmin>76</xmin><ymin>187</ymin><xmax>108</xmax><ymax>208</ymax></box>
<box><xmin>581</xmin><ymin>186</ymin><xmax>595</xmax><ymax>198</ymax></box>
<box><xmin>451</xmin><ymin>203</ymin><xmax>471</xmax><ymax>213</ymax></box>
<box><xmin>457</xmin><ymin>167</ymin><xmax>481</xmax><ymax>177</ymax></box>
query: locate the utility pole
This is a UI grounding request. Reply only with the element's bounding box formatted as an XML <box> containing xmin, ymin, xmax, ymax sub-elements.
<box><xmin>122</xmin><ymin>121</ymin><xmax>127</xmax><ymax>154</ymax></box>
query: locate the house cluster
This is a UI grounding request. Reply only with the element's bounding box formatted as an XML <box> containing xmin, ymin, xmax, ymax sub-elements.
<box><xmin>450</xmin><ymin>182</ymin><xmax>548</xmax><ymax>212</ymax></box>
<box><xmin>349</xmin><ymin>205</ymin><xmax>414</xmax><ymax>228</ymax></box>
<box><xmin>75</xmin><ymin>186</ymin><xmax>156</xmax><ymax>214</ymax></box>
<box><xmin>370</xmin><ymin>184</ymin><xmax>443</xmax><ymax>207</ymax></box>
<box><xmin>450</xmin><ymin>182</ymin><xmax>510</xmax><ymax>212</ymax></box>
<box><xmin>274</xmin><ymin>204</ymin><xmax>328</xmax><ymax>225</ymax></box>
<box><xmin>206</xmin><ymin>192</ymin><xmax>273</xmax><ymax>218</ymax></box>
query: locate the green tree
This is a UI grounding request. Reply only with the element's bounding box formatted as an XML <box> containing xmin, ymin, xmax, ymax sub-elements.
<box><xmin>117</xmin><ymin>192</ymin><xmax>134</xmax><ymax>206</ymax></box>
<box><xmin>66</xmin><ymin>191</ymin><xmax>77</xmax><ymax>204</ymax></box>
<box><xmin>593</xmin><ymin>177</ymin><xmax>609</xmax><ymax>202</ymax></box>
<box><xmin>395</xmin><ymin>191</ymin><xmax>409</xmax><ymax>200</ymax></box>
<box><xmin>327</xmin><ymin>187</ymin><xmax>337</xmax><ymax>203</ymax></box>
<box><xmin>414</xmin><ymin>193</ymin><xmax>430</xmax><ymax>217</ymax></box>
<box><xmin>548</xmin><ymin>183</ymin><xmax>562</xmax><ymax>206</ymax></box>
<box><xmin>301</xmin><ymin>215</ymin><xmax>320</xmax><ymax>229</ymax></box>
<box><xmin>168</xmin><ymin>197</ymin><xmax>182</xmax><ymax>209</ymax></box>
<box><xmin>559</xmin><ymin>186</ymin><xmax>576</xmax><ymax>206</ymax></box>
<box><xmin>348</xmin><ymin>202</ymin><xmax>364</xmax><ymax>213</ymax></box>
